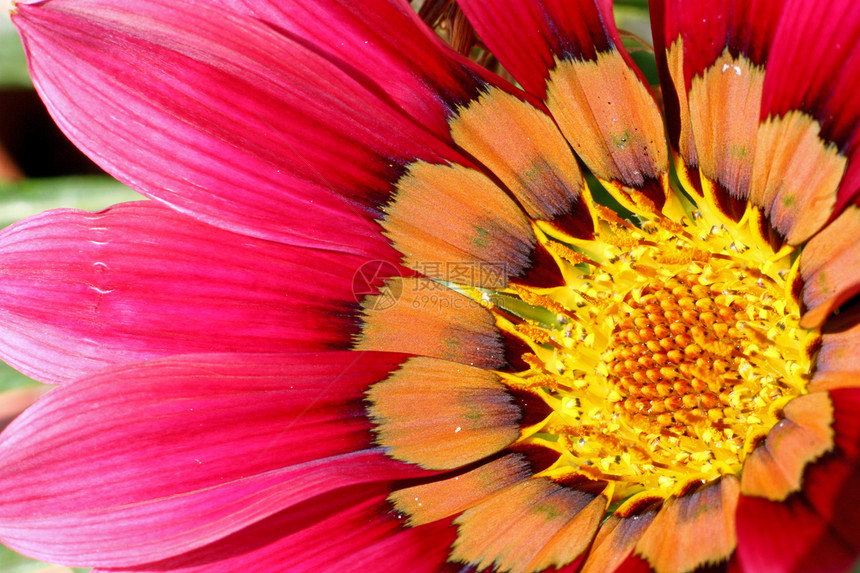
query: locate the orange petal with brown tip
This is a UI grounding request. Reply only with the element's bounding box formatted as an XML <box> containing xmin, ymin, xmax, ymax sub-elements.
<box><xmin>383</xmin><ymin>161</ymin><xmax>535</xmax><ymax>289</ymax></box>
<box><xmin>355</xmin><ymin>277</ymin><xmax>505</xmax><ymax>369</ymax></box>
<box><xmin>449</xmin><ymin>86</ymin><xmax>588</xmax><ymax>223</ymax></box>
<box><xmin>544</xmin><ymin>50</ymin><xmax>669</xmax><ymax>208</ymax></box>
<box><xmin>366</xmin><ymin>357</ymin><xmax>520</xmax><ymax>470</ymax></box>
<box><xmin>635</xmin><ymin>476</ymin><xmax>739</xmax><ymax>573</ymax></box>
<box><xmin>809</xmin><ymin>308</ymin><xmax>860</xmax><ymax>392</ymax></box>
<box><xmin>810</xmin><ymin>372</ymin><xmax>860</xmax><ymax>392</ymax></box>
<box><xmin>800</xmin><ymin>205</ymin><xmax>860</xmax><ymax>329</ymax></box>
<box><xmin>389</xmin><ymin>452</ymin><xmax>535</xmax><ymax>526</ymax></box>
<box><xmin>741</xmin><ymin>392</ymin><xmax>834</xmax><ymax>500</ymax></box>
<box><xmin>662</xmin><ymin>39</ymin><xmax>698</xmax><ymax>179</ymax></box>
<box><xmin>524</xmin><ymin>494</ymin><xmax>605</xmax><ymax>572</ymax></box>
<box><xmin>687</xmin><ymin>51</ymin><xmax>763</xmax><ymax>205</ymax></box>
<box><xmin>751</xmin><ymin>111</ymin><xmax>845</xmax><ymax>245</ymax></box>
<box><xmin>580</xmin><ymin>502</ymin><xmax>659</xmax><ymax>573</ymax></box>
<box><xmin>451</xmin><ymin>477</ymin><xmax>604</xmax><ymax>573</ymax></box>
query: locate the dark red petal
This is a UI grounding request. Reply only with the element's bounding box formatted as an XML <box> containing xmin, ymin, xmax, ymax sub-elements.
<box><xmin>456</xmin><ymin>0</ymin><xmax>616</xmax><ymax>99</ymax></box>
<box><xmin>763</xmin><ymin>0</ymin><xmax>860</xmax><ymax>216</ymax></box>
<box><xmin>651</xmin><ymin>0</ymin><xmax>781</xmax><ymax>155</ymax></box>
<box><xmin>736</xmin><ymin>493</ymin><xmax>856</xmax><ymax>573</ymax></box>
<box><xmin>801</xmin><ymin>455</ymin><xmax>860</xmax><ymax>560</ymax></box>
<box><xmin>733</xmin><ymin>0</ymin><xmax>860</xmax><ymax>242</ymax></box>
<box><xmin>656</xmin><ymin>0</ymin><xmax>783</xmax><ymax>83</ymax></box>
<box><xmin>12</xmin><ymin>0</ymin><xmax>464</xmax><ymax>249</ymax></box>
<box><xmin>830</xmin><ymin>387</ymin><xmax>860</xmax><ymax>463</ymax></box>
<box><xmin>0</xmin><ymin>352</ymin><xmax>439</xmax><ymax>567</ymax></box>
<box><xmin>0</xmin><ymin>202</ymin><xmax>387</xmax><ymax>384</ymax></box>
<box><xmin>613</xmin><ymin>554</ymin><xmax>657</xmax><ymax>573</ymax></box>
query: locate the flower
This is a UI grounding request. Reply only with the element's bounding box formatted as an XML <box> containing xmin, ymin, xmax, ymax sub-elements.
<box><xmin>1</xmin><ymin>0</ymin><xmax>859</xmax><ymax>571</ymax></box>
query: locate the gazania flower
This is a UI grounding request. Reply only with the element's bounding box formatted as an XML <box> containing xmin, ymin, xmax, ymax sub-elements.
<box><xmin>2</xmin><ymin>0</ymin><xmax>859</xmax><ymax>571</ymax></box>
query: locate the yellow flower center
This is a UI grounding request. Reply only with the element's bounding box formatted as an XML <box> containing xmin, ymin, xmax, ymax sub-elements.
<box><xmin>474</xmin><ymin>192</ymin><xmax>819</xmax><ymax>502</ymax></box>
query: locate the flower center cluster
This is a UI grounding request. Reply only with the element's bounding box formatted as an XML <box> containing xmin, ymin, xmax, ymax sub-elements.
<box><xmin>483</xmin><ymin>200</ymin><xmax>818</xmax><ymax>500</ymax></box>
<box><xmin>607</xmin><ymin>272</ymin><xmax>757</xmax><ymax>437</ymax></box>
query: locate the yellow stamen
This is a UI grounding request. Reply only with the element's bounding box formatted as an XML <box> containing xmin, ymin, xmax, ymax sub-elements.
<box><xmin>475</xmin><ymin>196</ymin><xmax>817</xmax><ymax>500</ymax></box>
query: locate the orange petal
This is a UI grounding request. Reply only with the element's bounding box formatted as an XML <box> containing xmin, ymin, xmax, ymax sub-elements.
<box><xmin>580</xmin><ymin>499</ymin><xmax>659</xmax><ymax>573</ymax></box>
<box><xmin>810</xmin><ymin>308</ymin><xmax>860</xmax><ymax>391</ymax></box>
<box><xmin>800</xmin><ymin>205</ymin><xmax>860</xmax><ymax>329</ymax></box>
<box><xmin>389</xmin><ymin>452</ymin><xmax>535</xmax><ymax>526</ymax></box>
<box><xmin>654</xmin><ymin>1</ymin><xmax>779</xmax><ymax>219</ymax></box>
<box><xmin>663</xmin><ymin>39</ymin><xmax>698</xmax><ymax>182</ymax></box>
<box><xmin>383</xmin><ymin>160</ymin><xmax>535</xmax><ymax>289</ymax></box>
<box><xmin>687</xmin><ymin>51</ymin><xmax>762</xmax><ymax>210</ymax></box>
<box><xmin>740</xmin><ymin>392</ymin><xmax>834</xmax><ymax>500</ymax></box>
<box><xmin>751</xmin><ymin>111</ymin><xmax>845</xmax><ymax>244</ymax></box>
<box><xmin>809</xmin><ymin>372</ymin><xmax>860</xmax><ymax>392</ymax></box>
<box><xmin>635</xmin><ymin>476</ymin><xmax>739</xmax><ymax>573</ymax></box>
<box><xmin>355</xmin><ymin>277</ymin><xmax>505</xmax><ymax>369</ymax></box>
<box><xmin>366</xmin><ymin>357</ymin><xmax>521</xmax><ymax>470</ymax></box>
<box><xmin>451</xmin><ymin>477</ymin><xmax>604</xmax><ymax>573</ymax></box>
<box><xmin>449</xmin><ymin>86</ymin><xmax>588</xmax><ymax>223</ymax></box>
<box><xmin>544</xmin><ymin>50</ymin><xmax>669</xmax><ymax>209</ymax></box>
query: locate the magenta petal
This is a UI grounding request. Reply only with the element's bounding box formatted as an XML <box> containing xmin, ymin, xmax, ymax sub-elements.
<box><xmin>224</xmin><ymin>0</ymin><xmax>485</xmax><ymax>136</ymax></box>
<box><xmin>99</xmin><ymin>487</ymin><xmax>460</xmax><ymax>573</ymax></box>
<box><xmin>12</xmin><ymin>0</ymin><xmax>462</xmax><ymax>249</ymax></box>
<box><xmin>0</xmin><ymin>202</ymin><xmax>388</xmax><ymax>384</ymax></box>
<box><xmin>0</xmin><ymin>351</ymin><xmax>437</xmax><ymax>567</ymax></box>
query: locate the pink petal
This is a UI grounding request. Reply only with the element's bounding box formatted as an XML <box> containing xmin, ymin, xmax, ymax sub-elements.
<box><xmin>0</xmin><ymin>201</ymin><xmax>392</xmax><ymax>384</ymax></box>
<box><xmin>12</xmin><ymin>0</ymin><xmax>463</xmax><ymax>249</ymax></box>
<box><xmin>0</xmin><ymin>351</ymin><xmax>438</xmax><ymax>567</ymax></box>
<box><xmin>799</xmin><ymin>390</ymin><xmax>860</xmax><ymax>551</ymax></box>
<box><xmin>97</xmin><ymin>487</ymin><xmax>460</xmax><ymax>572</ymax></box>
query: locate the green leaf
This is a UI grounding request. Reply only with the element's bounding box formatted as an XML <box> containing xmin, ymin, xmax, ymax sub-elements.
<box><xmin>0</xmin><ymin>176</ymin><xmax>141</xmax><ymax>229</ymax></box>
